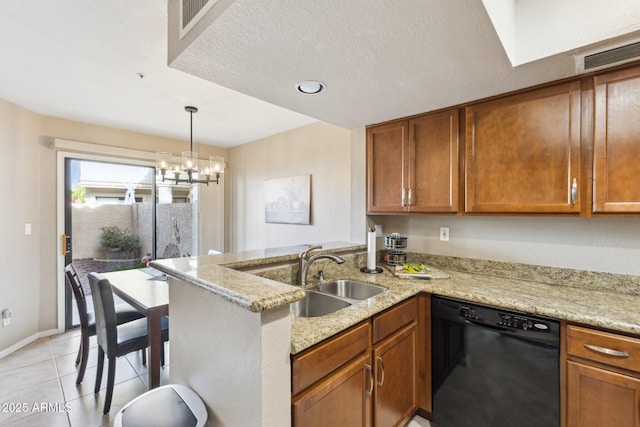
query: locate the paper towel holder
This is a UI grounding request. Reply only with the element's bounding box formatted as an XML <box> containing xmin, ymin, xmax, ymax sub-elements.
<box><xmin>361</xmin><ymin>227</ymin><xmax>383</xmax><ymax>274</ymax></box>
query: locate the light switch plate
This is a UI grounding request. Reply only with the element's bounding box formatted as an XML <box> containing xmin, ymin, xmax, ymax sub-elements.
<box><xmin>24</xmin><ymin>223</ymin><xmax>31</xmax><ymax>235</ymax></box>
<box><xmin>440</xmin><ymin>227</ymin><xmax>450</xmax><ymax>242</ymax></box>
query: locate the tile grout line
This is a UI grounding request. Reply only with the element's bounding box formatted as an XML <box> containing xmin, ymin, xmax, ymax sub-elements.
<box><xmin>49</xmin><ymin>337</ymin><xmax>73</xmax><ymax>427</ymax></box>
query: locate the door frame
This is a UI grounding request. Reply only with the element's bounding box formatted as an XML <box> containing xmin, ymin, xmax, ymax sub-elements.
<box><xmin>56</xmin><ymin>149</ymin><xmax>157</xmax><ymax>332</ymax></box>
<box><xmin>54</xmin><ymin>137</ymin><xmax>225</xmax><ymax>332</ymax></box>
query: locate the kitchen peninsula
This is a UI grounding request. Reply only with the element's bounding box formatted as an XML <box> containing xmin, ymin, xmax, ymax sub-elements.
<box><xmin>150</xmin><ymin>242</ymin><xmax>640</xmax><ymax>427</ymax></box>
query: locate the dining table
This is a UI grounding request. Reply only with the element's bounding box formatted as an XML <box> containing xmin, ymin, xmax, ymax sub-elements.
<box><xmin>101</xmin><ymin>268</ymin><xmax>169</xmax><ymax>389</ymax></box>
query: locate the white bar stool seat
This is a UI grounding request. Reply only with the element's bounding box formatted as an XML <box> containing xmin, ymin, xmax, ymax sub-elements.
<box><xmin>114</xmin><ymin>384</ymin><xmax>207</xmax><ymax>427</ymax></box>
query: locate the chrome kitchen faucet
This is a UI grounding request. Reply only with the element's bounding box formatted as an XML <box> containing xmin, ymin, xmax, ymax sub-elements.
<box><xmin>297</xmin><ymin>245</ymin><xmax>345</xmax><ymax>285</ymax></box>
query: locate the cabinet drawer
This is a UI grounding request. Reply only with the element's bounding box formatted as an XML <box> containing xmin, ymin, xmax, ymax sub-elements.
<box><xmin>567</xmin><ymin>325</ymin><xmax>640</xmax><ymax>373</ymax></box>
<box><xmin>292</xmin><ymin>321</ymin><xmax>371</xmax><ymax>395</ymax></box>
<box><xmin>373</xmin><ymin>297</ymin><xmax>417</xmax><ymax>344</ymax></box>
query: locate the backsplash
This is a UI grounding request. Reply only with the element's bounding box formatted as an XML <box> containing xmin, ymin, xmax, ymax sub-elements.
<box><xmin>252</xmin><ymin>250</ymin><xmax>640</xmax><ymax>296</ymax></box>
<box><xmin>407</xmin><ymin>252</ymin><xmax>640</xmax><ymax>296</ymax></box>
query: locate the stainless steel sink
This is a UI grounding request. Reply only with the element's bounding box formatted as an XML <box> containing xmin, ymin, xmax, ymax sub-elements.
<box><xmin>290</xmin><ymin>290</ymin><xmax>352</xmax><ymax>318</ymax></box>
<box><xmin>312</xmin><ymin>280</ymin><xmax>386</xmax><ymax>301</ymax></box>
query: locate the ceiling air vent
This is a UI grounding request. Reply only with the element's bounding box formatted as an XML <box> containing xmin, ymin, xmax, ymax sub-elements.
<box><xmin>577</xmin><ymin>40</ymin><xmax>640</xmax><ymax>73</ymax></box>
<box><xmin>182</xmin><ymin>0</ymin><xmax>211</xmax><ymax>31</ymax></box>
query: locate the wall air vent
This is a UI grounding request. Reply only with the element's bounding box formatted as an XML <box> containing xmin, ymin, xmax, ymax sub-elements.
<box><xmin>182</xmin><ymin>0</ymin><xmax>210</xmax><ymax>29</ymax></box>
<box><xmin>577</xmin><ymin>40</ymin><xmax>640</xmax><ymax>73</ymax></box>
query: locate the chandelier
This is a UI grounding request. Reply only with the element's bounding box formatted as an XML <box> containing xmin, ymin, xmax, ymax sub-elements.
<box><xmin>156</xmin><ymin>106</ymin><xmax>225</xmax><ymax>185</ymax></box>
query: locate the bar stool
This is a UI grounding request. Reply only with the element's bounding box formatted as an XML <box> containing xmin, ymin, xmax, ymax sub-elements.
<box><xmin>114</xmin><ymin>384</ymin><xmax>207</xmax><ymax>427</ymax></box>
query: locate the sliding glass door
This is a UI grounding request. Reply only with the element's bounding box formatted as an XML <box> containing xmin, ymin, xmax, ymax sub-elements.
<box><xmin>64</xmin><ymin>158</ymin><xmax>156</xmax><ymax>328</ymax></box>
<box><xmin>61</xmin><ymin>154</ymin><xmax>203</xmax><ymax>330</ymax></box>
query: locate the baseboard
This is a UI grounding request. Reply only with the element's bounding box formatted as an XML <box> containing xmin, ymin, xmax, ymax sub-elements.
<box><xmin>0</xmin><ymin>328</ymin><xmax>61</xmax><ymax>359</ymax></box>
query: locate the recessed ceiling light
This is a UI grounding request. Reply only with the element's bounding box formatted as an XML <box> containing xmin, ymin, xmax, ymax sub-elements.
<box><xmin>296</xmin><ymin>81</ymin><xmax>326</xmax><ymax>94</ymax></box>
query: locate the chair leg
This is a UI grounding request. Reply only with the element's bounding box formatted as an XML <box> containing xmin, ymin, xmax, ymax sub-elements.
<box><xmin>161</xmin><ymin>342</ymin><xmax>165</xmax><ymax>367</ymax></box>
<box><xmin>142</xmin><ymin>349</ymin><xmax>146</xmax><ymax>365</ymax></box>
<box><xmin>94</xmin><ymin>347</ymin><xmax>105</xmax><ymax>393</ymax></box>
<box><xmin>103</xmin><ymin>356</ymin><xmax>117</xmax><ymax>414</ymax></box>
<box><xmin>75</xmin><ymin>332</ymin><xmax>90</xmax><ymax>384</ymax></box>
<box><xmin>75</xmin><ymin>341</ymin><xmax>82</xmax><ymax>366</ymax></box>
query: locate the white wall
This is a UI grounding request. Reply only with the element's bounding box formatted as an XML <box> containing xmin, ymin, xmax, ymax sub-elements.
<box><xmin>370</xmin><ymin>215</ymin><xmax>640</xmax><ymax>276</ymax></box>
<box><xmin>228</xmin><ymin>121</ymin><xmax>353</xmax><ymax>251</ymax></box>
<box><xmin>350</xmin><ymin>127</ymin><xmax>367</xmax><ymax>244</ymax></box>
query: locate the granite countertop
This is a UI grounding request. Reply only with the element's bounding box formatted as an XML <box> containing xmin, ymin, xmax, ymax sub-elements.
<box><xmin>149</xmin><ymin>242</ymin><xmax>364</xmax><ymax>312</ymax></box>
<box><xmin>289</xmin><ymin>265</ymin><xmax>640</xmax><ymax>353</ymax></box>
<box><xmin>150</xmin><ymin>243</ymin><xmax>640</xmax><ymax>355</ymax></box>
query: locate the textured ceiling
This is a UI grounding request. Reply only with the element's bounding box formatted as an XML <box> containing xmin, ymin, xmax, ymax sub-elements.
<box><xmin>0</xmin><ymin>0</ymin><xmax>316</xmax><ymax>148</ymax></box>
<box><xmin>171</xmin><ymin>0</ymin><xmax>640</xmax><ymax>129</ymax></box>
<box><xmin>1</xmin><ymin>1</ymin><xmax>640</xmax><ymax>148</ymax></box>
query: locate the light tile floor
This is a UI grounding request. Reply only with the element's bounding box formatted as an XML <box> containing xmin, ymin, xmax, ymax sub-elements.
<box><xmin>0</xmin><ymin>330</ymin><xmax>169</xmax><ymax>427</ymax></box>
<box><xmin>0</xmin><ymin>330</ymin><xmax>432</xmax><ymax>427</ymax></box>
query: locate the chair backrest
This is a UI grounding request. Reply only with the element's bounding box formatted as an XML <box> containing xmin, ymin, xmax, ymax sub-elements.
<box><xmin>65</xmin><ymin>264</ymin><xmax>90</xmax><ymax>329</ymax></box>
<box><xmin>88</xmin><ymin>272</ymin><xmax>118</xmax><ymax>358</ymax></box>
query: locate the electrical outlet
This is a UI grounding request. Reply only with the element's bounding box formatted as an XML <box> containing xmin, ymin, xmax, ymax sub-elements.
<box><xmin>2</xmin><ymin>318</ymin><xmax>9</xmax><ymax>327</ymax></box>
<box><xmin>440</xmin><ymin>226</ymin><xmax>450</xmax><ymax>242</ymax></box>
<box><xmin>375</xmin><ymin>225</ymin><xmax>383</xmax><ymax>237</ymax></box>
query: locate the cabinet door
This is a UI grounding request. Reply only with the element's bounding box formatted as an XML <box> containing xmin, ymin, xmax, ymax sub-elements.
<box><xmin>567</xmin><ymin>360</ymin><xmax>640</xmax><ymax>427</ymax></box>
<box><xmin>465</xmin><ymin>81</ymin><xmax>582</xmax><ymax>213</ymax></box>
<box><xmin>373</xmin><ymin>323</ymin><xmax>417</xmax><ymax>427</ymax></box>
<box><xmin>594</xmin><ymin>66</ymin><xmax>640</xmax><ymax>213</ymax></box>
<box><xmin>292</xmin><ymin>354</ymin><xmax>372</xmax><ymax>427</ymax></box>
<box><xmin>409</xmin><ymin>109</ymin><xmax>459</xmax><ymax>213</ymax></box>
<box><xmin>367</xmin><ymin>121</ymin><xmax>409</xmax><ymax>213</ymax></box>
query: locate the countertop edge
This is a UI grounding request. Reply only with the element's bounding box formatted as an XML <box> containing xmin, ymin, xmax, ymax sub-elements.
<box><xmin>149</xmin><ymin>242</ymin><xmax>363</xmax><ymax>312</ymax></box>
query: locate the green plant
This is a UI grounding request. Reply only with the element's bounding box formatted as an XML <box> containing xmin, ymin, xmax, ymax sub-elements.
<box><xmin>71</xmin><ymin>185</ymin><xmax>86</xmax><ymax>203</ymax></box>
<box><xmin>99</xmin><ymin>226</ymin><xmax>141</xmax><ymax>259</ymax></box>
<box><xmin>119</xmin><ymin>233</ymin><xmax>142</xmax><ymax>259</ymax></box>
<box><xmin>99</xmin><ymin>226</ymin><xmax>125</xmax><ymax>249</ymax></box>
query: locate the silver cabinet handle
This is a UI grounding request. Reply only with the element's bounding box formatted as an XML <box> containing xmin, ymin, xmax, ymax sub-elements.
<box><xmin>571</xmin><ymin>178</ymin><xmax>578</xmax><ymax>205</ymax></box>
<box><xmin>376</xmin><ymin>356</ymin><xmax>385</xmax><ymax>387</ymax></box>
<box><xmin>401</xmin><ymin>188</ymin><xmax>406</xmax><ymax>207</ymax></box>
<box><xmin>584</xmin><ymin>343</ymin><xmax>630</xmax><ymax>358</ymax></box>
<box><xmin>408</xmin><ymin>187</ymin><xmax>413</xmax><ymax>207</ymax></box>
<box><xmin>366</xmin><ymin>364</ymin><xmax>374</xmax><ymax>395</ymax></box>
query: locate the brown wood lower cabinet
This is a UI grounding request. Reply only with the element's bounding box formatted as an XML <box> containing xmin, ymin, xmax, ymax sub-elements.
<box><xmin>566</xmin><ymin>324</ymin><xmax>640</xmax><ymax>427</ymax></box>
<box><xmin>373</xmin><ymin>323</ymin><xmax>417</xmax><ymax>427</ymax></box>
<box><xmin>291</xmin><ymin>296</ymin><xmax>423</xmax><ymax>427</ymax></box>
<box><xmin>292</xmin><ymin>353</ymin><xmax>372</xmax><ymax>427</ymax></box>
<box><xmin>567</xmin><ymin>360</ymin><xmax>640</xmax><ymax>427</ymax></box>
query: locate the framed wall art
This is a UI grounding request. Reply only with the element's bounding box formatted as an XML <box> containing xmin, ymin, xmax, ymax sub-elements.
<box><xmin>264</xmin><ymin>175</ymin><xmax>311</xmax><ymax>225</ymax></box>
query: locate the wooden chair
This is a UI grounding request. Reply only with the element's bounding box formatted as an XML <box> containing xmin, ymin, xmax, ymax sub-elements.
<box><xmin>64</xmin><ymin>264</ymin><xmax>145</xmax><ymax>385</ymax></box>
<box><xmin>88</xmin><ymin>272</ymin><xmax>169</xmax><ymax>414</ymax></box>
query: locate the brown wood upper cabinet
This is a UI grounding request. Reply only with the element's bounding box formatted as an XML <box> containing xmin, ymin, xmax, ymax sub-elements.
<box><xmin>594</xmin><ymin>66</ymin><xmax>640</xmax><ymax>213</ymax></box>
<box><xmin>465</xmin><ymin>81</ymin><xmax>582</xmax><ymax>213</ymax></box>
<box><xmin>367</xmin><ymin>109</ymin><xmax>459</xmax><ymax>213</ymax></box>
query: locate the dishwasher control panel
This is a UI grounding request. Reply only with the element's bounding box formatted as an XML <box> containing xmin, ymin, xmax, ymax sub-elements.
<box><xmin>497</xmin><ymin>313</ymin><xmax>550</xmax><ymax>332</ymax></box>
<box><xmin>458</xmin><ymin>305</ymin><xmax>551</xmax><ymax>333</ymax></box>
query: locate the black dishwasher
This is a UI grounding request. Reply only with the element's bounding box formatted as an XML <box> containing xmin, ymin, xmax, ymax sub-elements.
<box><xmin>431</xmin><ymin>296</ymin><xmax>560</xmax><ymax>427</ymax></box>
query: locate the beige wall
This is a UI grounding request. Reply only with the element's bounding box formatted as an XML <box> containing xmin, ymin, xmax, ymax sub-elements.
<box><xmin>228</xmin><ymin>121</ymin><xmax>353</xmax><ymax>251</ymax></box>
<box><xmin>0</xmin><ymin>98</ymin><xmax>228</xmax><ymax>353</ymax></box>
<box><xmin>0</xmin><ymin>99</ymin><xmax>46</xmax><ymax>349</ymax></box>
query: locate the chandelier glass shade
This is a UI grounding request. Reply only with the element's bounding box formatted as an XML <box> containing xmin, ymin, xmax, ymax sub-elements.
<box><xmin>156</xmin><ymin>106</ymin><xmax>224</xmax><ymax>185</ymax></box>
